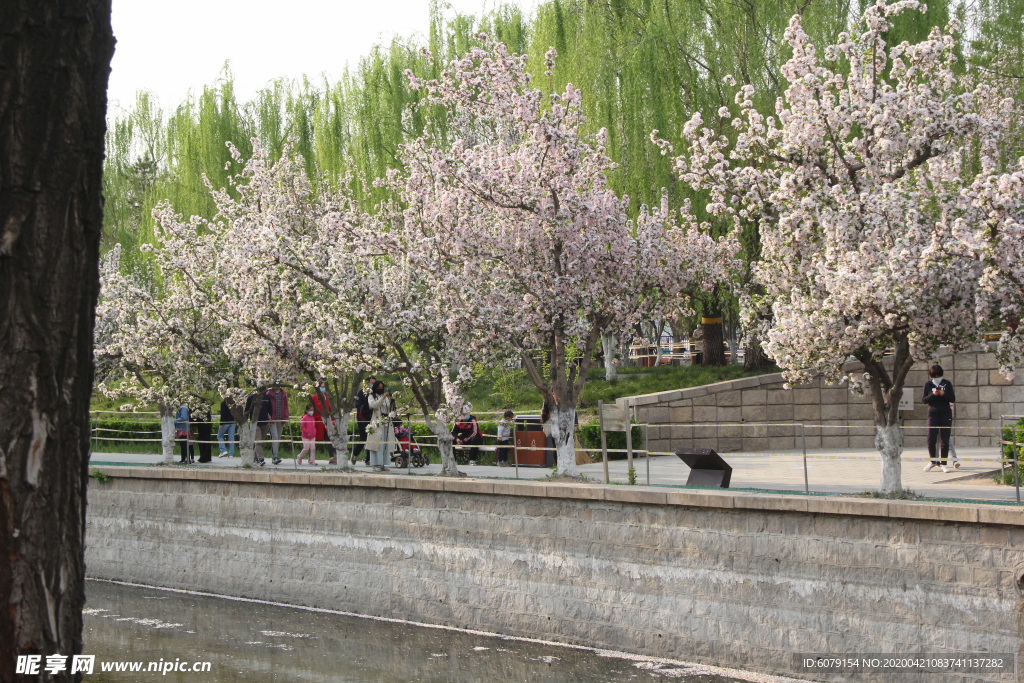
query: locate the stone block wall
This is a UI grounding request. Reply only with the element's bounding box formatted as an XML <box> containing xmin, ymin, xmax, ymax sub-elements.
<box><xmin>85</xmin><ymin>470</ymin><xmax>1024</xmax><ymax>682</ymax></box>
<box><xmin>619</xmin><ymin>348</ymin><xmax>1024</xmax><ymax>456</ymax></box>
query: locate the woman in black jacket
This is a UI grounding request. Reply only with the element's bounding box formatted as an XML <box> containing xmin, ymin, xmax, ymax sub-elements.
<box><xmin>922</xmin><ymin>364</ymin><xmax>956</xmax><ymax>473</ymax></box>
<box><xmin>194</xmin><ymin>405</ymin><xmax>213</xmax><ymax>463</ymax></box>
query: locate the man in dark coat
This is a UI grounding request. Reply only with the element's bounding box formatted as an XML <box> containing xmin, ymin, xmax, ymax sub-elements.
<box><xmin>923</xmin><ymin>364</ymin><xmax>956</xmax><ymax>473</ymax></box>
<box><xmin>244</xmin><ymin>390</ymin><xmax>273</xmax><ymax>467</ymax></box>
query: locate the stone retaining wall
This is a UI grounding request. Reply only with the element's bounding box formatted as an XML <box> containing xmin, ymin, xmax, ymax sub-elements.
<box><xmin>85</xmin><ymin>468</ymin><xmax>1024</xmax><ymax>682</ymax></box>
<box><xmin>618</xmin><ymin>348</ymin><xmax>1024</xmax><ymax>455</ymax></box>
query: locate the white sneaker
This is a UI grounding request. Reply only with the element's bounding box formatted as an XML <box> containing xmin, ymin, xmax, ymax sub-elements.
<box><xmin>218</xmin><ymin>452</ymin><xmax>228</xmax><ymax>458</ymax></box>
<box><xmin>923</xmin><ymin>463</ymin><xmax>936</xmax><ymax>472</ymax></box>
<box><xmin>952</xmin><ymin>460</ymin><xmax>961</xmax><ymax>469</ymax></box>
<box><xmin>941</xmin><ymin>465</ymin><xmax>950</xmax><ymax>473</ymax></box>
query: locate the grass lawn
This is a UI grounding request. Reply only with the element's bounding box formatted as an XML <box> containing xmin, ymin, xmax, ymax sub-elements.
<box><xmin>463</xmin><ymin>362</ymin><xmax>778</xmax><ymax>420</ymax></box>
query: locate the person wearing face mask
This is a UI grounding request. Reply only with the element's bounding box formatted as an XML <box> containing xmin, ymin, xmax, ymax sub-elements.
<box><xmin>364</xmin><ymin>380</ymin><xmax>395</xmax><ymax>471</ymax></box>
<box><xmin>923</xmin><ymin>364</ymin><xmax>957</xmax><ymax>473</ymax></box>
<box><xmin>451</xmin><ymin>404</ymin><xmax>483</xmax><ymax>464</ymax></box>
<box><xmin>297</xmin><ymin>402</ymin><xmax>318</xmax><ymax>466</ymax></box>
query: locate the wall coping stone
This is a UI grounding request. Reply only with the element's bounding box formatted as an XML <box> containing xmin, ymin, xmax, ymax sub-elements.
<box><xmin>618</xmin><ymin>345</ymin><xmax>1003</xmax><ymax>410</ymax></box>
<box><xmin>94</xmin><ymin>466</ymin><xmax>1024</xmax><ymax>526</ymax></box>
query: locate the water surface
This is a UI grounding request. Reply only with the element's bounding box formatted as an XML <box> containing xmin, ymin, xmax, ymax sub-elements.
<box><xmin>84</xmin><ymin>580</ymin><xmax>763</xmax><ymax>682</ymax></box>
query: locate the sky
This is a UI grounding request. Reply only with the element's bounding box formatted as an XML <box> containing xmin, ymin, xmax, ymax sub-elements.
<box><xmin>107</xmin><ymin>0</ymin><xmax>542</xmax><ymax>115</ymax></box>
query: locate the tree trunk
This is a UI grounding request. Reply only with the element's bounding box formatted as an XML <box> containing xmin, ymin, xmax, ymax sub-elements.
<box><xmin>652</xmin><ymin>319</ymin><xmax>665</xmax><ymax>365</ymax></box>
<box><xmin>743</xmin><ymin>335</ymin><xmax>774</xmax><ymax>371</ymax></box>
<box><xmin>602</xmin><ymin>332</ymin><xmax>618</xmax><ymax>382</ymax></box>
<box><xmin>876</xmin><ymin>422</ymin><xmax>903</xmax><ymax>494</ymax></box>
<box><xmin>550</xmin><ymin>404</ymin><xmax>578</xmax><ymax>476</ymax></box>
<box><xmin>426</xmin><ymin>415</ymin><xmax>461</xmax><ymax>477</ymax></box>
<box><xmin>159</xmin><ymin>403</ymin><xmax>176</xmax><ymax>464</ymax></box>
<box><xmin>701</xmin><ymin>314</ymin><xmax>727</xmax><ymax>366</ymax></box>
<box><xmin>238</xmin><ymin>421</ymin><xmax>257</xmax><ymax>467</ymax></box>
<box><xmin>0</xmin><ymin>1</ymin><xmax>114</xmax><ymax>678</ymax></box>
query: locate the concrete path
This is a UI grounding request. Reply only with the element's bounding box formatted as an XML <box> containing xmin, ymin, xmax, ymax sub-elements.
<box><xmin>91</xmin><ymin>444</ymin><xmax>1022</xmax><ymax>504</ymax></box>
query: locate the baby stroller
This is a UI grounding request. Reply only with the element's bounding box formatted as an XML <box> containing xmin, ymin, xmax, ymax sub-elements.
<box><xmin>391</xmin><ymin>416</ymin><xmax>427</xmax><ymax>468</ymax></box>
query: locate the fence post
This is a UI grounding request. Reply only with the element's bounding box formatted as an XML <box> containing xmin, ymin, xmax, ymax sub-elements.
<box><xmin>999</xmin><ymin>415</ymin><xmax>1006</xmax><ymax>479</ymax></box>
<box><xmin>1013</xmin><ymin>418</ymin><xmax>1020</xmax><ymax>504</ymax></box>
<box><xmin>513</xmin><ymin>423</ymin><xmax>519</xmax><ymax>480</ymax></box>
<box><xmin>626</xmin><ymin>414</ymin><xmax>634</xmax><ymax>484</ymax></box>
<box><xmin>598</xmin><ymin>400</ymin><xmax>609</xmax><ymax>485</ymax></box>
<box><xmin>645</xmin><ymin>423</ymin><xmax>650</xmax><ymax>485</ymax></box>
<box><xmin>802</xmin><ymin>423</ymin><xmax>809</xmax><ymax>495</ymax></box>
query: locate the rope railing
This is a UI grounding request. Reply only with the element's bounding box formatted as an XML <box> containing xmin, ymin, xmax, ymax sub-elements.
<box><xmin>87</xmin><ymin>414</ymin><xmax>1024</xmax><ymax>503</ymax></box>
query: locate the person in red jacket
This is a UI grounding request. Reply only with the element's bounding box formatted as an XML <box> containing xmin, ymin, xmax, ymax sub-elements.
<box><xmin>297</xmin><ymin>403</ymin><xmax>318</xmax><ymax>466</ymax></box>
<box><xmin>311</xmin><ymin>380</ymin><xmax>337</xmax><ymax>465</ymax></box>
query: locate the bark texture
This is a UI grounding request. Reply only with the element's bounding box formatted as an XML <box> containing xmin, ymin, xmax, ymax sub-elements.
<box><xmin>0</xmin><ymin>1</ymin><xmax>114</xmax><ymax>679</ymax></box>
<box><xmin>550</xmin><ymin>405</ymin><xmax>578</xmax><ymax>475</ymax></box>
<box><xmin>426</xmin><ymin>417</ymin><xmax>460</xmax><ymax>477</ymax></box>
<box><xmin>601</xmin><ymin>333</ymin><xmax>618</xmax><ymax>382</ymax></box>
<box><xmin>876</xmin><ymin>423</ymin><xmax>904</xmax><ymax>494</ymax></box>
<box><xmin>743</xmin><ymin>335</ymin><xmax>775</xmax><ymax>372</ymax></box>
<box><xmin>701</xmin><ymin>314</ymin><xmax>727</xmax><ymax>366</ymax></box>
<box><xmin>158</xmin><ymin>404</ymin><xmax>175</xmax><ymax>464</ymax></box>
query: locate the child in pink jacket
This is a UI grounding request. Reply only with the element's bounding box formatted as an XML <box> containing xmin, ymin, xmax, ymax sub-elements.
<box><xmin>297</xmin><ymin>403</ymin><xmax>318</xmax><ymax>466</ymax></box>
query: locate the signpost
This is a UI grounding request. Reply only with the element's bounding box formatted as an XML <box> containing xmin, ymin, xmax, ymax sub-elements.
<box><xmin>599</xmin><ymin>402</ymin><xmax>632</xmax><ymax>484</ymax></box>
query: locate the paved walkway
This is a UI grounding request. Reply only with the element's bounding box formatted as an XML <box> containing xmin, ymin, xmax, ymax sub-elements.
<box><xmin>91</xmin><ymin>445</ymin><xmax>1022</xmax><ymax>504</ymax></box>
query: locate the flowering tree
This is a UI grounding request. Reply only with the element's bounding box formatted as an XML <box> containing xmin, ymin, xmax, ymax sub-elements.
<box><xmin>152</xmin><ymin>142</ymin><xmax>380</xmax><ymax>467</ymax></box>
<box><xmin>398</xmin><ymin>39</ymin><xmax>736</xmax><ymax>475</ymax></box>
<box><xmin>959</xmin><ymin>158</ymin><xmax>1024</xmax><ymax>376</ymax></box>
<box><xmin>356</xmin><ymin>238</ymin><xmax>470</xmax><ymax>477</ymax></box>
<box><xmin>96</xmin><ymin>243</ymin><xmax>236</xmax><ymax>464</ymax></box>
<box><xmin>666</xmin><ymin>0</ymin><xmax>1010</xmax><ymax>492</ymax></box>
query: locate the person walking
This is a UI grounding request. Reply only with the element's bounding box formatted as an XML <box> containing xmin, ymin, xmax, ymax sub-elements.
<box><xmin>217</xmin><ymin>398</ymin><xmax>236</xmax><ymax>458</ymax></box>
<box><xmin>496</xmin><ymin>410</ymin><xmax>514</xmax><ymax>466</ymax></box>
<box><xmin>266</xmin><ymin>382</ymin><xmax>289</xmax><ymax>465</ymax></box>
<box><xmin>311</xmin><ymin>380</ymin><xmax>337</xmax><ymax>465</ymax></box>
<box><xmin>923</xmin><ymin>364</ymin><xmax>956</xmax><ymax>473</ymax></box>
<box><xmin>451</xmin><ymin>404</ymin><xmax>483</xmax><ymax>464</ymax></box>
<box><xmin>297</xmin><ymin>403</ymin><xmax>318</xmax><ymax>466</ymax></box>
<box><xmin>364</xmin><ymin>380</ymin><xmax>395</xmax><ymax>472</ymax></box>
<box><xmin>174</xmin><ymin>403</ymin><xmax>194</xmax><ymax>464</ymax></box>
<box><xmin>352</xmin><ymin>375</ymin><xmax>375</xmax><ymax>465</ymax></box>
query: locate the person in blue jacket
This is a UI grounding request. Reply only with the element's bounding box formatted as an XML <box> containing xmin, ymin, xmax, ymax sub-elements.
<box><xmin>174</xmin><ymin>403</ymin><xmax>194</xmax><ymax>464</ymax></box>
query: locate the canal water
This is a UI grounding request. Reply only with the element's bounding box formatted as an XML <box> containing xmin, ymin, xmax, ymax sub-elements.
<box><xmin>83</xmin><ymin>580</ymin><xmax>774</xmax><ymax>682</ymax></box>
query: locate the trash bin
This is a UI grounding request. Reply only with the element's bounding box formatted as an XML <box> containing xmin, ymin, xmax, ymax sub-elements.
<box><xmin>513</xmin><ymin>414</ymin><xmax>548</xmax><ymax>466</ymax></box>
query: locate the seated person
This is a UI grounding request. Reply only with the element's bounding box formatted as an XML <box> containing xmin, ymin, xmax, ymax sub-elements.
<box><xmin>451</xmin><ymin>404</ymin><xmax>483</xmax><ymax>462</ymax></box>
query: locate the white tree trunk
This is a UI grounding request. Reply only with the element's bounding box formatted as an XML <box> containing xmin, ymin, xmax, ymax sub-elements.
<box><xmin>238</xmin><ymin>421</ymin><xmax>257</xmax><ymax>467</ymax></box>
<box><xmin>602</xmin><ymin>333</ymin><xmax>618</xmax><ymax>382</ymax></box>
<box><xmin>653</xmin><ymin>320</ymin><xmax>665</xmax><ymax>366</ymax></box>
<box><xmin>876</xmin><ymin>422</ymin><xmax>903</xmax><ymax>494</ymax></box>
<box><xmin>159</xmin><ymin>404</ymin><xmax>176</xmax><ymax>465</ymax></box>
<box><xmin>323</xmin><ymin>412</ymin><xmax>350</xmax><ymax>470</ymax></box>
<box><xmin>550</xmin><ymin>404</ymin><xmax>577</xmax><ymax>476</ymax></box>
<box><xmin>426</xmin><ymin>415</ymin><xmax>460</xmax><ymax>477</ymax></box>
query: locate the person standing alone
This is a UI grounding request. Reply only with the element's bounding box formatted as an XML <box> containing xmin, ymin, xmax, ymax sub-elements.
<box><xmin>923</xmin><ymin>364</ymin><xmax>956</xmax><ymax>473</ymax></box>
<box><xmin>266</xmin><ymin>382</ymin><xmax>289</xmax><ymax>465</ymax></box>
<box><xmin>352</xmin><ymin>375</ymin><xmax>375</xmax><ymax>465</ymax></box>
